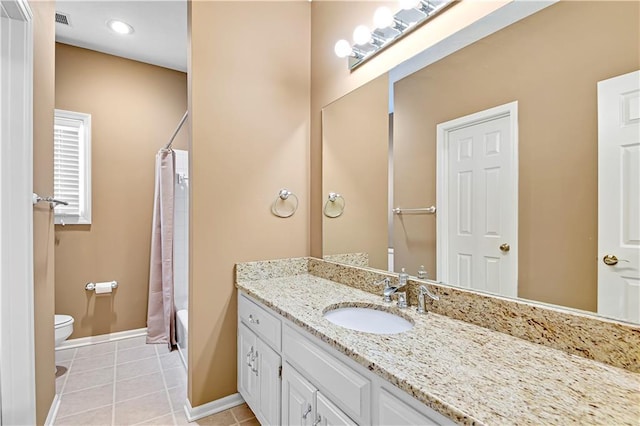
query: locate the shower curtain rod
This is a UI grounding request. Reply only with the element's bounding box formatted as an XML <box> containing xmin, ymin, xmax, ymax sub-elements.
<box><xmin>163</xmin><ymin>111</ymin><xmax>188</xmax><ymax>151</ymax></box>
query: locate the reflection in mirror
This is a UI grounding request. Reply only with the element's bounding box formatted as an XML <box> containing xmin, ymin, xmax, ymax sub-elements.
<box><xmin>322</xmin><ymin>74</ymin><xmax>389</xmax><ymax>270</ymax></box>
<box><xmin>322</xmin><ymin>1</ymin><xmax>640</xmax><ymax>323</ymax></box>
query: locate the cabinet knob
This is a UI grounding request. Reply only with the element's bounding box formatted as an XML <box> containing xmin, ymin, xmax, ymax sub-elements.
<box><xmin>302</xmin><ymin>404</ymin><xmax>312</xmax><ymax>419</ymax></box>
<box><xmin>251</xmin><ymin>350</ymin><xmax>259</xmax><ymax>375</ymax></box>
<box><xmin>249</xmin><ymin>314</ymin><xmax>260</xmax><ymax>325</ymax></box>
<box><xmin>246</xmin><ymin>346</ymin><xmax>253</xmax><ymax>367</ymax></box>
<box><xmin>313</xmin><ymin>414</ymin><xmax>322</xmax><ymax>426</ymax></box>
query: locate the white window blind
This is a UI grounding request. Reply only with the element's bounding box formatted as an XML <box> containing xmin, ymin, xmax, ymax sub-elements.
<box><xmin>54</xmin><ymin>109</ymin><xmax>92</xmax><ymax>225</ymax></box>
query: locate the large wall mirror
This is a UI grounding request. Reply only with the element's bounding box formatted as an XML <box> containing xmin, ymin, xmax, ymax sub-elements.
<box><xmin>322</xmin><ymin>1</ymin><xmax>640</xmax><ymax>323</ymax></box>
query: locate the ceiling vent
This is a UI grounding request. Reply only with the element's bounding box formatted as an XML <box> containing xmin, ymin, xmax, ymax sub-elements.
<box><xmin>55</xmin><ymin>12</ymin><xmax>71</xmax><ymax>26</ymax></box>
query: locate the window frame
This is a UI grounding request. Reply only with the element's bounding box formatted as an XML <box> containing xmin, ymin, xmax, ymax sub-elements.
<box><xmin>53</xmin><ymin>109</ymin><xmax>92</xmax><ymax>225</ymax></box>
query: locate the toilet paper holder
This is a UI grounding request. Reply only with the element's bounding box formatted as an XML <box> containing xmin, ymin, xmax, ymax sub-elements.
<box><xmin>85</xmin><ymin>281</ymin><xmax>118</xmax><ymax>291</ymax></box>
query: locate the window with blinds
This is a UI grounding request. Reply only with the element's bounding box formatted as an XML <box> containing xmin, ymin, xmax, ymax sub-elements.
<box><xmin>53</xmin><ymin>109</ymin><xmax>92</xmax><ymax>225</ymax></box>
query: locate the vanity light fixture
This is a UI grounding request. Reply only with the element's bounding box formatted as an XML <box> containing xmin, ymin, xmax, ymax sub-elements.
<box><xmin>107</xmin><ymin>19</ymin><xmax>134</xmax><ymax>35</ymax></box>
<box><xmin>334</xmin><ymin>0</ymin><xmax>453</xmax><ymax>70</ymax></box>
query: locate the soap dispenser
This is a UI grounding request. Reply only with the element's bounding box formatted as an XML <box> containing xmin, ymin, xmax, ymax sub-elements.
<box><xmin>417</xmin><ymin>265</ymin><xmax>427</xmax><ymax>280</ymax></box>
<box><xmin>398</xmin><ymin>268</ymin><xmax>409</xmax><ymax>286</ymax></box>
<box><xmin>397</xmin><ymin>268</ymin><xmax>409</xmax><ymax>308</ymax></box>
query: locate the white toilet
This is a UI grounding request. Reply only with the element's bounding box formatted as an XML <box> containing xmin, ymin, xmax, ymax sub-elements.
<box><xmin>54</xmin><ymin>314</ymin><xmax>74</xmax><ymax>347</ymax></box>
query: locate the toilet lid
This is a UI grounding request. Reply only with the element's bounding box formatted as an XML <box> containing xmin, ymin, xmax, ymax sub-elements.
<box><xmin>55</xmin><ymin>314</ymin><xmax>74</xmax><ymax>328</ymax></box>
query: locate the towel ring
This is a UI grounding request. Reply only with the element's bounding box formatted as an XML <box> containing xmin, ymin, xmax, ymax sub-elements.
<box><xmin>323</xmin><ymin>192</ymin><xmax>345</xmax><ymax>218</ymax></box>
<box><xmin>272</xmin><ymin>188</ymin><xmax>298</xmax><ymax>218</ymax></box>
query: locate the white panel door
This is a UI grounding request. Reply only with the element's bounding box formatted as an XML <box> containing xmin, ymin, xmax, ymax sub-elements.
<box><xmin>0</xmin><ymin>2</ymin><xmax>36</xmax><ymax>425</ymax></box>
<box><xmin>257</xmin><ymin>338</ymin><xmax>281</xmax><ymax>426</ymax></box>
<box><xmin>282</xmin><ymin>363</ymin><xmax>316</xmax><ymax>426</ymax></box>
<box><xmin>237</xmin><ymin>323</ymin><xmax>258</xmax><ymax>411</ymax></box>
<box><xmin>597</xmin><ymin>70</ymin><xmax>640</xmax><ymax>323</ymax></box>
<box><xmin>439</xmin><ymin>105</ymin><xmax>517</xmax><ymax>298</ymax></box>
<box><xmin>315</xmin><ymin>392</ymin><xmax>357</xmax><ymax>426</ymax></box>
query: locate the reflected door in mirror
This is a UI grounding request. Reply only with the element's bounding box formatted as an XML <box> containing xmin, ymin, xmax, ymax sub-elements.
<box><xmin>437</xmin><ymin>103</ymin><xmax>518</xmax><ymax>298</ymax></box>
<box><xmin>597</xmin><ymin>70</ymin><xmax>640</xmax><ymax>323</ymax></box>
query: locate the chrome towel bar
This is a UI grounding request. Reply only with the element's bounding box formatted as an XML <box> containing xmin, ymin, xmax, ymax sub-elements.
<box><xmin>32</xmin><ymin>193</ymin><xmax>68</xmax><ymax>209</ymax></box>
<box><xmin>392</xmin><ymin>206</ymin><xmax>436</xmax><ymax>215</ymax></box>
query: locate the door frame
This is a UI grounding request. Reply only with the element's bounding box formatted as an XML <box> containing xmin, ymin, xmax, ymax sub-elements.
<box><xmin>436</xmin><ymin>101</ymin><xmax>518</xmax><ymax>294</ymax></box>
<box><xmin>0</xmin><ymin>0</ymin><xmax>36</xmax><ymax>424</ymax></box>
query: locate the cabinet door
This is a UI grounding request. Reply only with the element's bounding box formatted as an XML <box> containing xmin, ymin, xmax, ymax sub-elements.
<box><xmin>316</xmin><ymin>392</ymin><xmax>357</xmax><ymax>426</ymax></box>
<box><xmin>238</xmin><ymin>323</ymin><xmax>258</xmax><ymax>409</ymax></box>
<box><xmin>282</xmin><ymin>363</ymin><xmax>317</xmax><ymax>426</ymax></box>
<box><xmin>257</xmin><ymin>338</ymin><xmax>282</xmax><ymax>426</ymax></box>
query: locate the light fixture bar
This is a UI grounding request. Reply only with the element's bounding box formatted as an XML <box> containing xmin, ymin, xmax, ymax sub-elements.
<box><xmin>335</xmin><ymin>0</ymin><xmax>454</xmax><ymax>71</ymax></box>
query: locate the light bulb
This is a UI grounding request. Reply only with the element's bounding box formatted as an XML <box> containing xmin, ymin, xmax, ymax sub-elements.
<box><xmin>353</xmin><ymin>25</ymin><xmax>372</xmax><ymax>46</ymax></box>
<box><xmin>107</xmin><ymin>19</ymin><xmax>134</xmax><ymax>35</ymax></box>
<box><xmin>399</xmin><ymin>0</ymin><xmax>421</xmax><ymax>10</ymax></box>
<box><xmin>334</xmin><ymin>39</ymin><xmax>352</xmax><ymax>58</ymax></box>
<box><xmin>373</xmin><ymin>7</ymin><xmax>394</xmax><ymax>29</ymax></box>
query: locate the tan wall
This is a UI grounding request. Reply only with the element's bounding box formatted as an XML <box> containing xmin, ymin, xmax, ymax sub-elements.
<box><xmin>394</xmin><ymin>1</ymin><xmax>640</xmax><ymax>311</ymax></box>
<box><xmin>32</xmin><ymin>2</ymin><xmax>56</xmax><ymax>423</ymax></box>
<box><xmin>310</xmin><ymin>0</ymin><xmax>511</xmax><ymax>257</ymax></box>
<box><xmin>322</xmin><ymin>75</ymin><xmax>388</xmax><ymax>270</ymax></box>
<box><xmin>189</xmin><ymin>1</ymin><xmax>310</xmax><ymax>406</ymax></box>
<box><xmin>54</xmin><ymin>44</ymin><xmax>187</xmax><ymax>338</ymax></box>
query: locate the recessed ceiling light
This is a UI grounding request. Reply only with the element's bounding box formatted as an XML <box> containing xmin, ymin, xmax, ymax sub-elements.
<box><xmin>107</xmin><ymin>19</ymin><xmax>134</xmax><ymax>35</ymax></box>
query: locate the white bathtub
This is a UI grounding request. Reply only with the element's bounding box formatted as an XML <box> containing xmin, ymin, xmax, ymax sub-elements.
<box><xmin>176</xmin><ymin>309</ymin><xmax>188</xmax><ymax>369</ymax></box>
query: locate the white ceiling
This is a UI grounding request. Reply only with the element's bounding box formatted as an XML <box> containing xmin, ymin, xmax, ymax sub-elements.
<box><xmin>55</xmin><ymin>1</ymin><xmax>187</xmax><ymax>72</ymax></box>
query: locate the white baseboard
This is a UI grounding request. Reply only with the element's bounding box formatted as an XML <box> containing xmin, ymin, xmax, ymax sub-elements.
<box><xmin>184</xmin><ymin>393</ymin><xmax>245</xmax><ymax>422</ymax></box>
<box><xmin>177</xmin><ymin>344</ymin><xmax>187</xmax><ymax>369</ymax></box>
<box><xmin>56</xmin><ymin>328</ymin><xmax>148</xmax><ymax>350</ymax></box>
<box><xmin>44</xmin><ymin>393</ymin><xmax>60</xmax><ymax>426</ymax></box>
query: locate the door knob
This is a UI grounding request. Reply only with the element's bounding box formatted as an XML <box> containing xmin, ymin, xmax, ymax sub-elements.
<box><xmin>603</xmin><ymin>254</ymin><xmax>629</xmax><ymax>266</ymax></box>
<box><xmin>499</xmin><ymin>243</ymin><xmax>510</xmax><ymax>252</ymax></box>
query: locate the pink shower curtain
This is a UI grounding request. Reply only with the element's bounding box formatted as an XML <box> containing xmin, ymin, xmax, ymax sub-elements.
<box><xmin>146</xmin><ymin>149</ymin><xmax>176</xmax><ymax>348</ymax></box>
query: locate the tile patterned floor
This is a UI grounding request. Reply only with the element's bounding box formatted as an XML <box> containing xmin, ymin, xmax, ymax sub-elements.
<box><xmin>54</xmin><ymin>336</ymin><xmax>257</xmax><ymax>426</ymax></box>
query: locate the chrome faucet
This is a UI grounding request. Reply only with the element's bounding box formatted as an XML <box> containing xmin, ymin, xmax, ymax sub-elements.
<box><xmin>374</xmin><ymin>277</ymin><xmax>394</xmax><ymax>303</ymax></box>
<box><xmin>375</xmin><ymin>275</ymin><xmax>408</xmax><ymax>308</ymax></box>
<box><xmin>416</xmin><ymin>284</ymin><xmax>439</xmax><ymax>314</ymax></box>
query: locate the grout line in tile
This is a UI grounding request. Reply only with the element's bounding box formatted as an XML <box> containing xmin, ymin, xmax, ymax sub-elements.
<box><xmin>115</xmin><ymin>353</ymin><xmax>157</xmax><ymax>366</ymax></box>
<box><xmin>56</xmin><ymin>348</ymin><xmax>76</xmax><ymax>396</ymax></box>
<box><xmin>113</xmin><ymin>367</ymin><xmax>163</xmax><ymax>385</ymax></box>
<box><xmin>130</xmin><ymin>411</ymin><xmax>174</xmax><ymax>426</ymax></box>
<box><xmin>54</xmin><ymin>402</ymin><xmax>114</xmax><ymax>424</ymax></box>
<box><xmin>111</xmin><ymin>340</ymin><xmax>118</xmax><ymax>426</ymax></box>
<box><xmin>229</xmin><ymin>408</ymin><xmax>239</xmax><ymax>424</ymax></box>
<box><xmin>156</xmin><ymin>345</ymin><xmax>179</xmax><ymax>426</ymax></box>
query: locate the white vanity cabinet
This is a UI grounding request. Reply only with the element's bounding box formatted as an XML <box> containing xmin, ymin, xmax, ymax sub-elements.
<box><xmin>237</xmin><ymin>292</ymin><xmax>454</xmax><ymax>426</ymax></box>
<box><xmin>375</xmin><ymin>387</ymin><xmax>450</xmax><ymax>425</ymax></box>
<box><xmin>316</xmin><ymin>392</ymin><xmax>357</xmax><ymax>426</ymax></box>
<box><xmin>282</xmin><ymin>363</ymin><xmax>316</xmax><ymax>426</ymax></box>
<box><xmin>237</xmin><ymin>297</ymin><xmax>282</xmax><ymax>426</ymax></box>
<box><xmin>282</xmin><ymin>362</ymin><xmax>356</xmax><ymax>426</ymax></box>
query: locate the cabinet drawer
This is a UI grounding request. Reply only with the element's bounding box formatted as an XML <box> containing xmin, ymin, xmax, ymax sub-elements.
<box><xmin>283</xmin><ymin>325</ymin><xmax>370</xmax><ymax>424</ymax></box>
<box><xmin>239</xmin><ymin>293</ymin><xmax>281</xmax><ymax>351</ymax></box>
<box><xmin>378</xmin><ymin>387</ymin><xmax>453</xmax><ymax>426</ymax></box>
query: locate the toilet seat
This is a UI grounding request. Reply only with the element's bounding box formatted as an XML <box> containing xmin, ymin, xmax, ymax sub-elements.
<box><xmin>55</xmin><ymin>314</ymin><xmax>74</xmax><ymax>329</ymax></box>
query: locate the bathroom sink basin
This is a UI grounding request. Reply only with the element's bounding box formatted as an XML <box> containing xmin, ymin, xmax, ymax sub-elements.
<box><xmin>323</xmin><ymin>306</ymin><xmax>413</xmax><ymax>334</ymax></box>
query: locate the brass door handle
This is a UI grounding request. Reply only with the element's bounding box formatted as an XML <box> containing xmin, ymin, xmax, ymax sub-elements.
<box><xmin>603</xmin><ymin>254</ymin><xmax>629</xmax><ymax>266</ymax></box>
<box><xmin>499</xmin><ymin>243</ymin><xmax>510</xmax><ymax>252</ymax></box>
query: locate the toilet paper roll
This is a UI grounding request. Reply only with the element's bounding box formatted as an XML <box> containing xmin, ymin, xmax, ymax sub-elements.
<box><xmin>95</xmin><ymin>281</ymin><xmax>114</xmax><ymax>294</ymax></box>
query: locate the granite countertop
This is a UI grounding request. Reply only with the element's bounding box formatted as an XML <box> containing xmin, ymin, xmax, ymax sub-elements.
<box><xmin>236</xmin><ymin>273</ymin><xmax>640</xmax><ymax>426</ymax></box>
